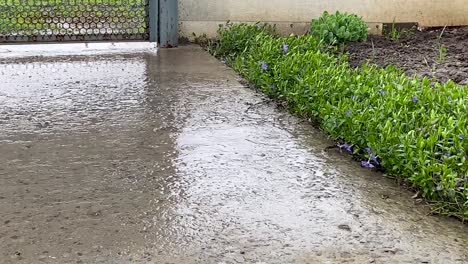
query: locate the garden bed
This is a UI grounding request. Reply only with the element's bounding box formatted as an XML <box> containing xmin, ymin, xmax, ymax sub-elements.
<box><xmin>346</xmin><ymin>27</ymin><xmax>468</xmax><ymax>85</ymax></box>
<box><xmin>208</xmin><ymin>21</ymin><xmax>468</xmax><ymax>221</ymax></box>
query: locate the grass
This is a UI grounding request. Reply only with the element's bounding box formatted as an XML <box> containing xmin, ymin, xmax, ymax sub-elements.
<box><xmin>209</xmin><ymin>22</ymin><xmax>468</xmax><ymax>221</ymax></box>
<box><xmin>0</xmin><ymin>0</ymin><xmax>148</xmax><ymax>37</ymax></box>
<box><xmin>388</xmin><ymin>18</ymin><xmax>401</xmax><ymax>41</ymax></box>
<box><xmin>436</xmin><ymin>26</ymin><xmax>448</xmax><ymax>63</ymax></box>
<box><xmin>385</xmin><ymin>18</ymin><xmax>416</xmax><ymax>41</ymax></box>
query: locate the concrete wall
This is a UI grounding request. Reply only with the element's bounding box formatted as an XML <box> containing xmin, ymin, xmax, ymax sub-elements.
<box><xmin>179</xmin><ymin>0</ymin><xmax>468</xmax><ymax>39</ymax></box>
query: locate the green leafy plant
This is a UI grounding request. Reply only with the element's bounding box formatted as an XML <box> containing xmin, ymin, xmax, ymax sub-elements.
<box><xmin>211</xmin><ymin>22</ymin><xmax>276</xmax><ymax>61</ymax></box>
<box><xmin>210</xmin><ymin>21</ymin><xmax>468</xmax><ymax>220</ymax></box>
<box><xmin>310</xmin><ymin>11</ymin><xmax>368</xmax><ymax>45</ymax></box>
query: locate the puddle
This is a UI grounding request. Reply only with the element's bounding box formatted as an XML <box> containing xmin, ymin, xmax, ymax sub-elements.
<box><xmin>0</xmin><ymin>42</ymin><xmax>157</xmax><ymax>59</ymax></box>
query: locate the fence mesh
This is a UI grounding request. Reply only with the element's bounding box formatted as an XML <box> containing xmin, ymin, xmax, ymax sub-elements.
<box><xmin>0</xmin><ymin>0</ymin><xmax>149</xmax><ymax>42</ymax></box>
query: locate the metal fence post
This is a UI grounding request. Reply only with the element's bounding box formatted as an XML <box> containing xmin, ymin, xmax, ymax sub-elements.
<box><xmin>149</xmin><ymin>0</ymin><xmax>159</xmax><ymax>42</ymax></box>
<box><xmin>159</xmin><ymin>0</ymin><xmax>178</xmax><ymax>48</ymax></box>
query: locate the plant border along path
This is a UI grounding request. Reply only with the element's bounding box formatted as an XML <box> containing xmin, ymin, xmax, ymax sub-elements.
<box><xmin>207</xmin><ymin>22</ymin><xmax>468</xmax><ymax>221</ymax></box>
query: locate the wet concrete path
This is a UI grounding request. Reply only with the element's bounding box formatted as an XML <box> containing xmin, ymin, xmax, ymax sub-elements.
<box><xmin>0</xmin><ymin>46</ymin><xmax>467</xmax><ymax>263</ymax></box>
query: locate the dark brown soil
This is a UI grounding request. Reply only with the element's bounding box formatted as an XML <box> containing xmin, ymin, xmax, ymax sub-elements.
<box><xmin>345</xmin><ymin>27</ymin><xmax>468</xmax><ymax>85</ymax></box>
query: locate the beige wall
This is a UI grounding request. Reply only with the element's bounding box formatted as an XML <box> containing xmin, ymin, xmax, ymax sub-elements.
<box><xmin>179</xmin><ymin>0</ymin><xmax>468</xmax><ymax>39</ymax></box>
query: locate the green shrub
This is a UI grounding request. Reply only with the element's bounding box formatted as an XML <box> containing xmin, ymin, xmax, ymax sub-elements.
<box><xmin>212</xmin><ymin>23</ymin><xmax>468</xmax><ymax>220</ymax></box>
<box><xmin>212</xmin><ymin>22</ymin><xmax>276</xmax><ymax>61</ymax></box>
<box><xmin>310</xmin><ymin>11</ymin><xmax>368</xmax><ymax>44</ymax></box>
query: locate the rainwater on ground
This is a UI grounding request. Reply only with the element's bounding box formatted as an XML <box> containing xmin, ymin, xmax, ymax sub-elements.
<box><xmin>0</xmin><ymin>45</ymin><xmax>467</xmax><ymax>264</ymax></box>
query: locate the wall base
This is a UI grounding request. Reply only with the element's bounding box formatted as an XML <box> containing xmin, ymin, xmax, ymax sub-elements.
<box><xmin>179</xmin><ymin>21</ymin><xmax>383</xmax><ymax>41</ymax></box>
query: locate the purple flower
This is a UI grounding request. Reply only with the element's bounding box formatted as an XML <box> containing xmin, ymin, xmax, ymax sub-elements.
<box><xmin>282</xmin><ymin>43</ymin><xmax>289</xmax><ymax>53</ymax></box>
<box><xmin>261</xmin><ymin>62</ymin><xmax>268</xmax><ymax>71</ymax></box>
<box><xmin>361</xmin><ymin>160</ymin><xmax>375</xmax><ymax>169</ymax></box>
<box><xmin>447</xmin><ymin>96</ymin><xmax>452</xmax><ymax>102</ymax></box>
<box><xmin>344</xmin><ymin>144</ymin><xmax>353</xmax><ymax>153</ymax></box>
<box><xmin>338</xmin><ymin>143</ymin><xmax>353</xmax><ymax>154</ymax></box>
<box><xmin>412</xmin><ymin>96</ymin><xmax>419</xmax><ymax>103</ymax></box>
<box><xmin>346</xmin><ymin>109</ymin><xmax>353</xmax><ymax>117</ymax></box>
<box><xmin>444</xmin><ymin>152</ymin><xmax>451</xmax><ymax>158</ymax></box>
<box><xmin>366</xmin><ymin>147</ymin><xmax>380</xmax><ymax>165</ymax></box>
<box><xmin>378</xmin><ymin>89</ymin><xmax>385</xmax><ymax>96</ymax></box>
